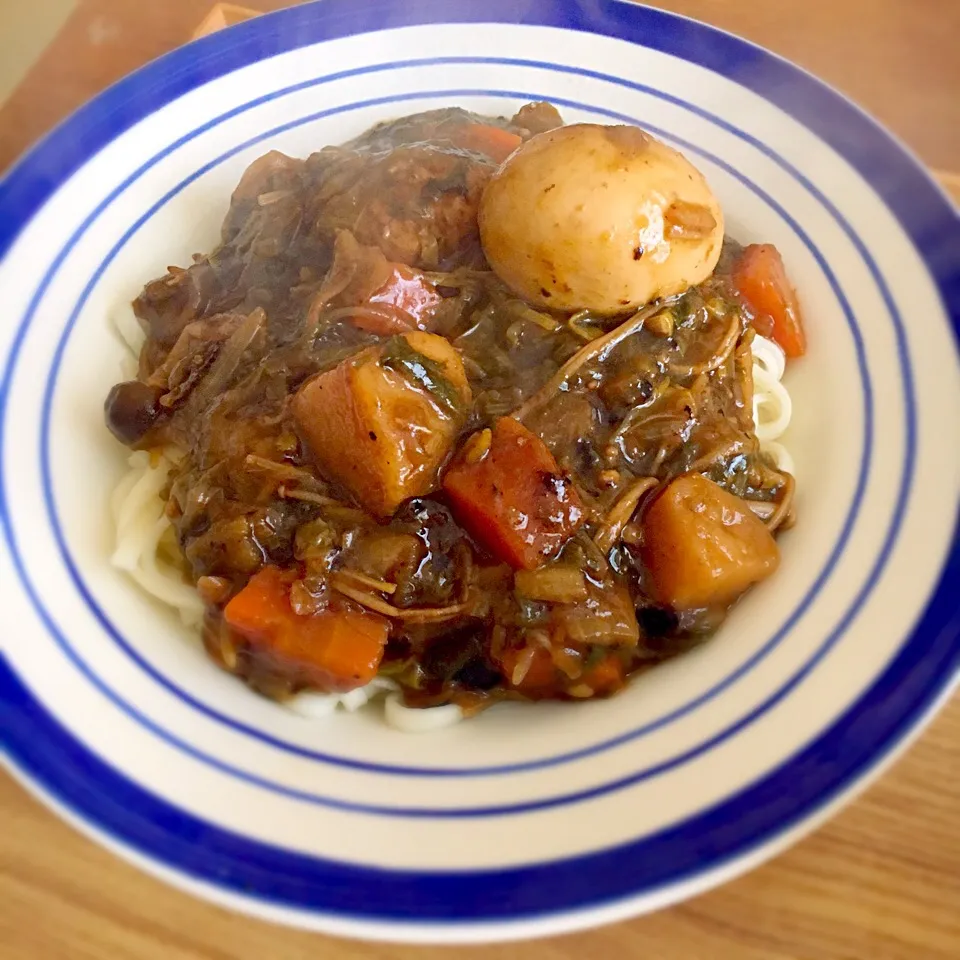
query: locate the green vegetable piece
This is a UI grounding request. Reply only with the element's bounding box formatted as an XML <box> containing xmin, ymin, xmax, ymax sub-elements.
<box><xmin>380</xmin><ymin>336</ymin><xmax>463</xmax><ymax>416</ymax></box>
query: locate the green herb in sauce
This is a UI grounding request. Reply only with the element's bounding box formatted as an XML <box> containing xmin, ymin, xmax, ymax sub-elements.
<box><xmin>380</xmin><ymin>336</ymin><xmax>463</xmax><ymax>416</ymax></box>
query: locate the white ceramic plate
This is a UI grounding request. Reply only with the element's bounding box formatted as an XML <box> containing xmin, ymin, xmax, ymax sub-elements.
<box><xmin>1</xmin><ymin>0</ymin><xmax>958</xmax><ymax>944</ymax></box>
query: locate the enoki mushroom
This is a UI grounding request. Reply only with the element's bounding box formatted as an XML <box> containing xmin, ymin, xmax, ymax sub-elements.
<box><xmin>666</xmin><ymin>311</ymin><xmax>741</xmax><ymax>380</ymax></box>
<box><xmin>335</xmin><ymin>568</ymin><xmax>398</xmax><ymax>595</ymax></box>
<box><xmin>331</xmin><ymin>574</ymin><xmax>470</xmax><ymax>622</ymax></box>
<box><xmin>277</xmin><ymin>485</ymin><xmax>340</xmax><ymax>507</ymax></box>
<box><xmin>514</xmin><ymin>302</ymin><xmax>661</xmax><ymax>420</ymax></box>
<box><xmin>593</xmin><ymin>476</ymin><xmax>659</xmax><ymax>554</ymax></box>
<box><xmin>318</xmin><ymin>303</ymin><xmax>414</xmax><ymax>329</ymax></box>
<box><xmin>763</xmin><ymin>471</ymin><xmax>795</xmax><ymax>534</ymax></box>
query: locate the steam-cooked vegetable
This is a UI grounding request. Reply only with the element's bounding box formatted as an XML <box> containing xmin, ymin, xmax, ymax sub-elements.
<box><xmin>552</xmin><ymin>582</ymin><xmax>640</xmax><ymax>647</ymax></box>
<box><xmin>733</xmin><ymin>243</ymin><xmax>807</xmax><ymax>358</ymax></box>
<box><xmin>479</xmin><ymin>123</ymin><xmax>724</xmax><ymax>312</ymax></box>
<box><xmin>223</xmin><ymin>566</ymin><xmax>389</xmax><ymax>691</ymax></box>
<box><xmin>293</xmin><ymin>331</ymin><xmax>471</xmax><ymax>516</ymax></box>
<box><xmin>449</xmin><ymin>124</ymin><xmax>523</xmax><ymax>163</ymax></box>
<box><xmin>443</xmin><ymin>417</ymin><xmax>585</xmax><ymax>569</ymax></box>
<box><xmin>514</xmin><ymin>566</ymin><xmax>587</xmax><ymax>603</ymax></box>
<box><xmin>641</xmin><ymin>473</ymin><xmax>780</xmax><ymax>609</ymax></box>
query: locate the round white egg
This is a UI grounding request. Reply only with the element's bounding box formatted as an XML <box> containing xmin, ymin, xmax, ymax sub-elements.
<box><xmin>479</xmin><ymin>123</ymin><xmax>725</xmax><ymax>313</ymax></box>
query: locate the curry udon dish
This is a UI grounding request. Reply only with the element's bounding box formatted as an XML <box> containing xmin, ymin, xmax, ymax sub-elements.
<box><xmin>105</xmin><ymin>103</ymin><xmax>803</xmax><ymax>731</ymax></box>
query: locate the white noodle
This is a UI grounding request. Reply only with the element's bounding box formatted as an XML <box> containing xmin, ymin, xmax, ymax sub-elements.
<box><xmin>753</xmin><ymin>365</ymin><xmax>793</xmax><ymax>443</ymax></box>
<box><xmin>110</xmin><ymin>460</ymin><xmax>144</xmax><ymax>524</ymax></box>
<box><xmin>112</xmin><ymin>307</ymin><xmax>146</xmax><ymax>357</ymax></box>
<box><xmin>751</xmin><ymin>335</ymin><xmax>794</xmax><ymax>471</ymax></box>
<box><xmin>286</xmin><ymin>677</ymin><xmax>398</xmax><ymax>718</ymax></box>
<box><xmin>751</xmin><ymin>333</ymin><xmax>786</xmax><ymax>382</ymax></box>
<box><xmin>287</xmin><ymin>680</ymin><xmax>465</xmax><ymax>731</ymax></box>
<box><xmin>113</xmin><ymin>454</ymin><xmax>167</xmax><ymax>543</ymax></box>
<box><xmin>112</xmin><ymin>308</ymin><xmax>144</xmax><ymax>379</ymax></box>
<box><xmin>287</xmin><ymin>678</ymin><xmax>467</xmax><ymax>730</ymax></box>
<box><xmin>384</xmin><ymin>694</ymin><xmax>464</xmax><ymax>732</ymax></box>
<box><xmin>110</xmin><ymin>452</ymin><xmax>204</xmax><ymax>627</ymax></box>
<box><xmin>760</xmin><ymin>441</ymin><xmax>795</xmax><ymax>476</ymax></box>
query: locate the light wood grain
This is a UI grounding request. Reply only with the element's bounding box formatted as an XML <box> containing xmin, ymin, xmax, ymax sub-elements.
<box><xmin>3</xmin><ymin>699</ymin><xmax>958</xmax><ymax>959</ymax></box>
<box><xmin>191</xmin><ymin>2</ymin><xmax>261</xmax><ymax>39</ymax></box>
<box><xmin>0</xmin><ymin>2</ymin><xmax>957</xmax><ymax>958</ymax></box>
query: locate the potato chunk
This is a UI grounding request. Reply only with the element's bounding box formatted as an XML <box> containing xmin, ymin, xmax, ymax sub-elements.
<box><xmin>293</xmin><ymin>332</ymin><xmax>471</xmax><ymax>516</ymax></box>
<box><xmin>641</xmin><ymin>474</ymin><xmax>779</xmax><ymax>609</ymax></box>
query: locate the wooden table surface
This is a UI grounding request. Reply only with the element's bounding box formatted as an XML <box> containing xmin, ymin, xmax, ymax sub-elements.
<box><xmin>1</xmin><ymin>2</ymin><xmax>957</xmax><ymax>958</ymax></box>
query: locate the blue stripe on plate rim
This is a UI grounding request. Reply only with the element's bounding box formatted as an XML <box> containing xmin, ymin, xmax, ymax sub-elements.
<box><xmin>0</xmin><ymin>0</ymin><xmax>957</xmax><ymax>926</ymax></box>
<box><xmin>34</xmin><ymin>76</ymin><xmax>875</xmax><ymax>784</ymax></box>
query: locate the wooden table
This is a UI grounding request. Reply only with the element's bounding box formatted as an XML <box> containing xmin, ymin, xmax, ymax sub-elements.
<box><xmin>1</xmin><ymin>2</ymin><xmax>957</xmax><ymax>958</ymax></box>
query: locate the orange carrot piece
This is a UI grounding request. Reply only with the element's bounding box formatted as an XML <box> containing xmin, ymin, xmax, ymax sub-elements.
<box><xmin>733</xmin><ymin>243</ymin><xmax>807</xmax><ymax>358</ymax></box>
<box><xmin>581</xmin><ymin>652</ymin><xmax>625</xmax><ymax>696</ymax></box>
<box><xmin>450</xmin><ymin>124</ymin><xmax>523</xmax><ymax>163</ymax></box>
<box><xmin>499</xmin><ymin>645</ymin><xmax>559</xmax><ymax>695</ymax></box>
<box><xmin>443</xmin><ymin>417</ymin><xmax>585</xmax><ymax>570</ymax></box>
<box><xmin>224</xmin><ymin>566</ymin><xmax>389</xmax><ymax>691</ymax></box>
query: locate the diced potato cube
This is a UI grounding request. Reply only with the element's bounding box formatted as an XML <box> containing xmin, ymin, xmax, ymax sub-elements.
<box><xmin>293</xmin><ymin>332</ymin><xmax>470</xmax><ymax>517</ymax></box>
<box><xmin>641</xmin><ymin>473</ymin><xmax>779</xmax><ymax>609</ymax></box>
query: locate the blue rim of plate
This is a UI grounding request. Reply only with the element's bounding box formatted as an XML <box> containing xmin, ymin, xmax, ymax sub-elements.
<box><xmin>1</xmin><ymin>0</ymin><xmax>958</xmax><ymax>929</ymax></box>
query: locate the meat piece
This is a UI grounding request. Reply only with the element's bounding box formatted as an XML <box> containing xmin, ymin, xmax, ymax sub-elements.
<box><xmin>511</xmin><ymin>101</ymin><xmax>564</xmax><ymax>136</ymax></box>
<box><xmin>133</xmin><ymin>260</ymin><xmax>222</xmax><ymax>357</ymax></box>
<box><xmin>221</xmin><ymin>150</ymin><xmax>305</xmax><ymax>244</ymax></box>
<box><xmin>306</xmin><ymin>145</ymin><xmax>494</xmax><ymax>269</ymax></box>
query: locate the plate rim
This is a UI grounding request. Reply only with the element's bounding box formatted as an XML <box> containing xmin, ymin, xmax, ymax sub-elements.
<box><xmin>1</xmin><ymin>0</ymin><xmax>958</xmax><ymax>941</ymax></box>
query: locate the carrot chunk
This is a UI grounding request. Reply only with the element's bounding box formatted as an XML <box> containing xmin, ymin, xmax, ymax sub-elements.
<box><xmin>498</xmin><ymin>645</ymin><xmax>558</xmax><ymax>694</ymax></box>
<box><xmin>580</xmin><ymin>651</ymin><xmax>626</xmax><ymax>696</ymax></box>
<box><xmin>443</xmin><ymin>417</ymin><xmax>584</xmax><ymax>569</ymax></box>
<box><xmin>733</xmin><ymin>243</ymin><xmax>807</xmax><ymax>358</ymax></box>
<box><xmin>497</xmin><ymin>645</ymin><xmax>624</xmax><ymax>698</ymax></box>
<box><xmin>449</xmin><ymin>124</ymin><xmax>523</xmax><ymax>163</ymax></box>
<box><xmin>224</xmin><ymin>566</ymin><xmax>388</xmax><ymax>691</ymax></box>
